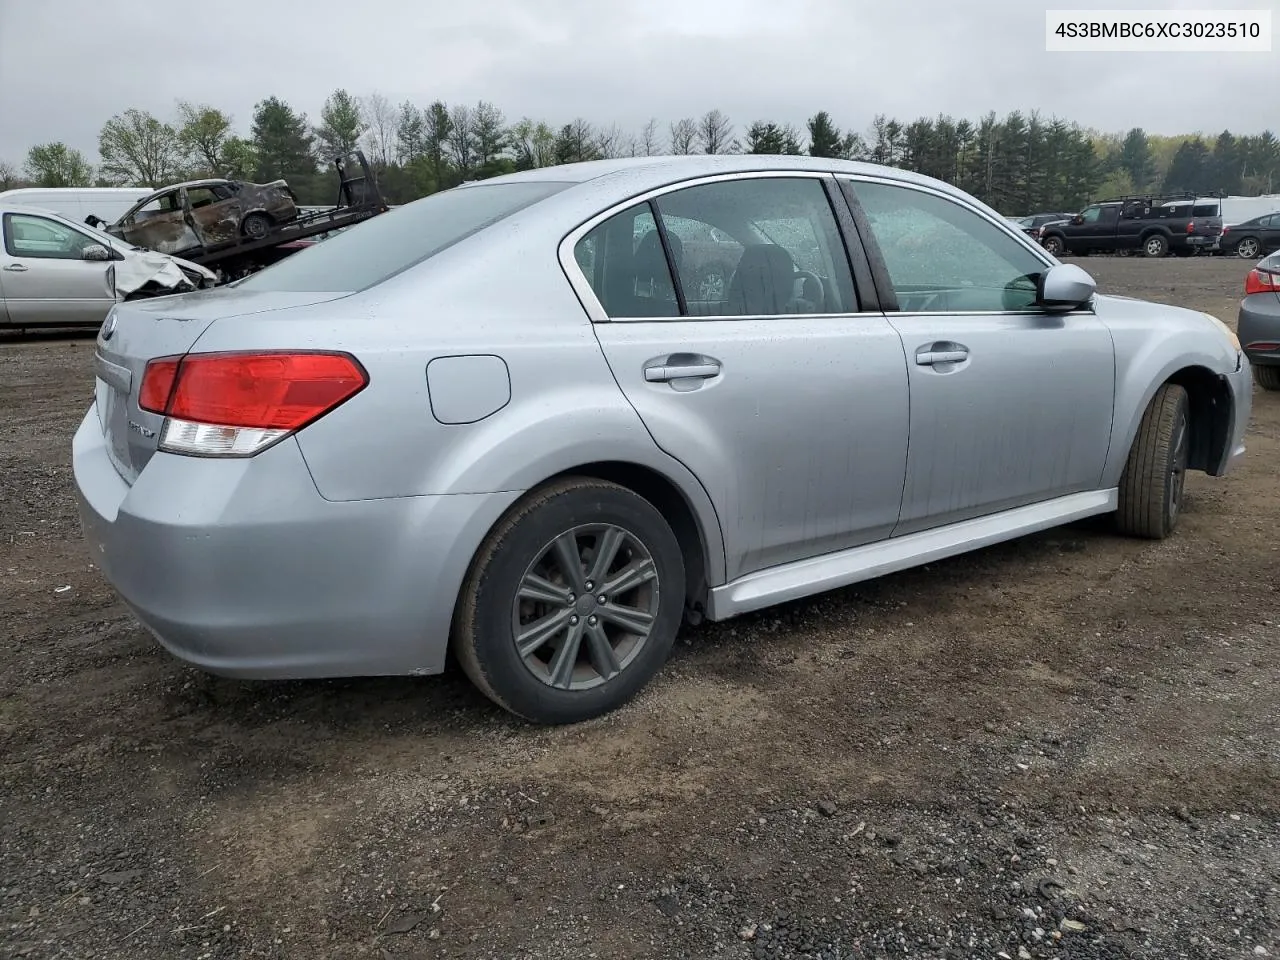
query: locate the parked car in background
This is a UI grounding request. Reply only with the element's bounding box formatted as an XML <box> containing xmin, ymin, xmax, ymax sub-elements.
<box><xmin>1237</xmin><ymin>250</ymin><xmax>1280</xmax><ymax>391</ymax></box>
<box><xmin>1219</xmin><ymin>214</ymin><xmax>1280</xmax><ymax>260</ymax></box>
<box><xmin>1012</xmin><ymin>212</ymin><xmax>1076</xmax><ymax>238</ymax></box>
<box><xmin>0</xmin><ymin>187</ymin><xmax>153</xmax><ymax>229</ymax></box>
<box><xmin>0</xmin><ymin>201</ymin><xmax>215</xmax><ymax>328</ymax></box>
<box><xmin>106</xmin><ymin>177</ymin><xmax>299</xmax><ymax>257</ymax></box>
<box><xmin>73</xmin><ymin>155</ymin><xmax>1250</xmax><ymax>725</ymax></box>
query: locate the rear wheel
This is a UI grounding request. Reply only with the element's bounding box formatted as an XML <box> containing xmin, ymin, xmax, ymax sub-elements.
<box><xmin>1236</xmin><ymin>237</ymin><xmax>1261</xmax><ymax>260</ymax></box>
<box><xmin>1116</xmin><ymin>384</ymin><xmax>1190</xmax><ymax>540</ymax></box>
<box><xmin>1142</xmin><ymin>234</ymin><xmax>1169</xmax><ymax>258</ymax></box>
<box><xmin>1255</xmin><ymin>365</ymin><xmax>1280</xmax><ymax>391</ymax></box>
<box><xmin>241</xmin><ymin>213</ymin><xmax>272</xmax><ymax>240</ymax></box>
<box><xmin>453</xmin><ymin>478</ymin><xmax>685</xmax><ymax>724</ymax></box>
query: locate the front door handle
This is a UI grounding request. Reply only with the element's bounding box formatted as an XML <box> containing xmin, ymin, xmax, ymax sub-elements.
<box><xmin>915</xmin><ymin>342</ymin><xmax>969</xmax><ymax>366</ymax></box>
<box><xmin>644</xmin><ymin>354</ymin><xmax>722</xmax><ymax>382</ymax></box>
<box><xmin>3</xmin><ymin>263</ymin><xmax>28</xmax><ymax>272</ymax></box>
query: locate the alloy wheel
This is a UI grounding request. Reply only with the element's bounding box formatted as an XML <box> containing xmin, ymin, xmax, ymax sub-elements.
<box><xmin>512</xmin><ymin>524</ymin><xmax>660</xmax><ymax>691</ymax></box>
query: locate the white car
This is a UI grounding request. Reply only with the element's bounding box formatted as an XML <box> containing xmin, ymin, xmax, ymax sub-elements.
<box><xmin>0</xmin><ymin>202</ymin><xmax>216</xmax><ymax>328</ymax></box>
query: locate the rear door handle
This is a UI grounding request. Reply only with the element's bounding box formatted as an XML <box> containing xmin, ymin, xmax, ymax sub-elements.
<box><xmin>915</xmin><ymin>342</ymin><xmax>969</xmax><ymax>366</ymax></box>
<box><xmin>644</xmin><ymin>354</ymin><xmax>722</xmax><ymax>382</ymax></box>
<box><xmin>3</xmin><ymin>263</ymin><xmax>28</xmax><ymax>272</ymax></box>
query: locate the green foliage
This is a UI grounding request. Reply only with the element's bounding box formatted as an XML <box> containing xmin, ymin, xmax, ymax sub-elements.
<box><xmin>28</xmin><ymin>96</ymin><xmax>1280</xmax><ymax>214</ymax></box>
<box><xmin>24</xmin><ymin>142</ymin><xmax>93</xmax><ymax>187</ymax></box>
<box><xmin>98</xmin><ymin>109</ymin><xmax>182</xmax><ymax>187</ymax></box>
<box><xmin>177</xmin><ymin>102</ymin><xmax>233</xmax><ymax>177</ymax></box>
<box><xmin>250</xmin><ymin>97</ymin><xmax>316</xmax><ymax>186</ymax></box>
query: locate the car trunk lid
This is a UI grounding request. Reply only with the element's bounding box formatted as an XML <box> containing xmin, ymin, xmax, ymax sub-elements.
<box><xmin>93</xmin><ymin>288</ymin><xmax>347</xmax><ymax>483</ymax></box>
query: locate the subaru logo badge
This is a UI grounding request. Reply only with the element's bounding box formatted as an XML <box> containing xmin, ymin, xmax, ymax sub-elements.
<box><xmin>101</xmin><ymin>313</ymin><xmax>117</xmax><ymax>341</ymax></box>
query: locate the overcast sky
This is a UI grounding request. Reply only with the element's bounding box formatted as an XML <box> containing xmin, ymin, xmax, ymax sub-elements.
<box><xmin>0</xmin><ymin>0</ymin><xmax>1275</xmax><ymax>166</ymax></box>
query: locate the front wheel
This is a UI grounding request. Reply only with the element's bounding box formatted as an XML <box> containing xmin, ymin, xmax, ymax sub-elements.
<box><xmin>453</xmin><ymin>478</ymin><xmax>685</xmax><ymax>724</ymax></box>
<box><xmin>1116</xmin><ymin>383</ymin><xmax>1190</xmax><ymax>540</ymax></box>
<box><xmin>1255</xmin><ymin>365</ymin><xmax>1280</xmax><ymax>391</ymax></box>
<box><xmin>1042</xmin><ymin>235</ymin><xmax>1066</xmax><ymax>256</ymax></box>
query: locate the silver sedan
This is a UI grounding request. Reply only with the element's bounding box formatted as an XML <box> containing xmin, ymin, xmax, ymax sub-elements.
<box><xmin>73</xmin><ymin>155</ymin><xmax>1251</xmax><ymax>724</ymax></box>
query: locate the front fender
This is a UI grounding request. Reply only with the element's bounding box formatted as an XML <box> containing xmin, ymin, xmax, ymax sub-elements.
<box><xmin>1100</xmin><ymin>303</ymin><xmax>1243</xmax><ymax>486</ymax></box>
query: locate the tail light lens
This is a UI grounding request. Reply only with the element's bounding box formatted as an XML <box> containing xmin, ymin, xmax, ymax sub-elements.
<box><xmin>139</xmin><ymin>351</ymin><xmax>367</xmax><ymax>457</ymax></box>
<box><xmin>1245</xmin><ymin>269</ymin><xmax>1279</xmax><ymax>295</ymax></box>
<box><xmin>1186</xmin><ymin>221</ymin><xmax>1195</xmax><ymax>233</ymax></box>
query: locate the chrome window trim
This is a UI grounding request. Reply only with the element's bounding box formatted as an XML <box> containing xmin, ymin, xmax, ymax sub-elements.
<box><xmin>558</xmin><ymin>169</ymin><xmax>879</xmax><ymax>324</ymax></box>
<box><xmin>557</xmin><ymin>168</ymin><xmax>1084</xmax><ymax>323</ymax></box>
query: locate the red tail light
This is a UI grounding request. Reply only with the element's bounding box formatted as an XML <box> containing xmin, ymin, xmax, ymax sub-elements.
<box><xmin>138</xmin><ymin>351</ymin><xmax>367</xmax><ymax>456</ymax></box>
<box><xmin>1186</xmin><ymin>221</ymin><xmax>1195</xmax><ymax>233</ymax></box>
<box><xmin>1245</xmin><ymin>269</ymin><xmax>1279</xmax><ymax>295</ymax></box>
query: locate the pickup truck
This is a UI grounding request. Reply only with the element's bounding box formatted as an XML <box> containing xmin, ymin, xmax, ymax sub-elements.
<box><xmin>1036</xmin><ymin>196</ymin><xmax>1223</xmax><ymax>258</ymax></box>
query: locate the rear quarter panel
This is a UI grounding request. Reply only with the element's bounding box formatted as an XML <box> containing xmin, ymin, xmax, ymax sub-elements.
<box><xmin>184</xmin><ymin>216</ymin><xmax>729</xmax><ymax>584</ymax></box>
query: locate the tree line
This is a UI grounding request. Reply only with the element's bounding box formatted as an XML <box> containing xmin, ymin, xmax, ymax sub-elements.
<box><xmin>3</xmin><ymin>91</ymin><xmax>1279</xmax><ymax>214</ymax></box>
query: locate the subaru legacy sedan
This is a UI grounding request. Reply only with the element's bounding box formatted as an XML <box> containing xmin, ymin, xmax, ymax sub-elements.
<box><xmin>73</xmin><ymin>155</ymin><xmax>1251</xmax><ymax>724</ymax></box>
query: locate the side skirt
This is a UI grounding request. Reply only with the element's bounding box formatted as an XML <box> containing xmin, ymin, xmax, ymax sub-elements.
<box><xmin>706</xmin><ymin>489</ymin><xmax>1118</xmax><ymax>620</ymax></box>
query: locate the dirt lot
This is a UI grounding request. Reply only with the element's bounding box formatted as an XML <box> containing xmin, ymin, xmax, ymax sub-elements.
<box><xmin>1</xmin><ymin>256</ymin><xmax>1277</xmax><ymax>960</ymax></box>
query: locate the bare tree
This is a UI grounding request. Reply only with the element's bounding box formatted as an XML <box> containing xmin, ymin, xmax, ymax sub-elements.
<box><xmin>448</xmin><ymin>103</ymin><xmax>475</xmax><ymax>177</ymax></box>
<box><xmin>361</xmin><ymin>92</ymin><xmax>397</xmax><ymax>167</ymax></box>
<box><xmin>698</xmin><ymin>109</ymin><xmax>736</xmax><ymax>154</ymax></box>
<box><xmin>0</xmin><ymin>158</ymin><xmax>18</xmax><ymax>190</ymax></box>
<box><xmin>640</xmin><ymin>118</ymin><xmax>662</xmax><ymax>156</ymax></box>
<box><xmin>668</xmin><ymin>118</ymin><xmax>698</xmax><ymax>155</ymax></box>
<box><xmin>597</xmin><ymin>123</ymin><xmax>631</xmax><ymax>159</ymax></box>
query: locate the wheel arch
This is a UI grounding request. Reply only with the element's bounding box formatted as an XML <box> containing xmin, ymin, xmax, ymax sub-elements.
<box><xmin>1106</xmin><ymin>362</ymin><xmax>1235</xmax><ymax>485</ymax></box>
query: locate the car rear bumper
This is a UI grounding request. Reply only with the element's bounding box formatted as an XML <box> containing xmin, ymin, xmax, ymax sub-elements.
<box><xmin>72</xmin><ymin>408</ymin><xmax>520</xmax><ymax>679</ymax></box>
<box><xmin>1238</xmin><ymin>293</ymin><xmax>1280</xmax><ymax>367</ymax></box>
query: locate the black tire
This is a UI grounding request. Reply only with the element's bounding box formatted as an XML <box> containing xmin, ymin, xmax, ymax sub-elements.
<box><xmin>1142</xmin><ymin>233</ymin><xmax>1169</xmax><ymax>258</ymax></box>
<box><xmin>1116</xmin><ymin>383</ymin><xmax>1190</xmax><ymax>540</ymax></box>
<box><xmin>1255</xmin><ymin>365</ymin><xmax>1280</xmax><ymax>391</ymax></box>
<box><xmin>241</xmin><ymin>212</ymin><xmax>272</xmax><ymax>240</ymax></box>
<box><xmin>1042</xmin><ymin>235</ymin><xmax>1066</xmax><ymax>256</ymax></box>
<box><xmin>1235</xmin><ymin>237</ymin><xmax>1262</xmax><ymax>260</ymax></box>
<box><xmin>453</xmin><ymin>477</ymin><xmax>685</xmax><ymax>724</ymax></box>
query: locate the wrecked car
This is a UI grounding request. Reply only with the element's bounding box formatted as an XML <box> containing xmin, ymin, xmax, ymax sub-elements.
<box><xmin>0</xmin><ymin>202</ymin><xmax>216</xmax><ymax>328</ymax></box>
<box><xmin>104</xmin><ymin>178</ymin><xmax>299</xmax><ymax>257</ymax></box>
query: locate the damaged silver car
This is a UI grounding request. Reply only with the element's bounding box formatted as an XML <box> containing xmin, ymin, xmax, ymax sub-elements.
<box><xmin>106</xmin><ymin>178</ymin><xmax>299</xmax><ymax>256</ymax></box>
<box><xmin>0</xmin><ymin>202</ymin><xmax>216</xmax><ymax>328</ymax></box>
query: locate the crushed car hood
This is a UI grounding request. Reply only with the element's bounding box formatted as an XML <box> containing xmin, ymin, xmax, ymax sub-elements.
<box><xmin>114</xmin><ymin>247</ymin><xmax>216</xmax><ymax>296</ymax></box>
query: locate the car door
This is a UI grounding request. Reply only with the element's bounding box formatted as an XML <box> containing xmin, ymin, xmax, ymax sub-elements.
<box><xmin>0</xmin><ymin>211</ymin><xmax>116</xmax><ymax>326</ymax></box>
<box><xmin>837</xmin><ymin>177</ymin><xmax>1115</xmax><ymax>536</ymax></box>
<box><xmin>119</xmin><ymin>190</ymin><xmax>200</xmax><ymax>255</ymax></box>
<box><xmin>185</xmin><ymin>184</ymin><xmax>241</xmax><ymax>246</ymax></box>
<box><xmin>571</xmin><ymin>173</ymin><xmax>910</xmax><ymax>582</ymax></box>
<box><xmin>1262</xmin><ymin>214</ymin><xmax>1280</xmax><ymax>254</ymax></box>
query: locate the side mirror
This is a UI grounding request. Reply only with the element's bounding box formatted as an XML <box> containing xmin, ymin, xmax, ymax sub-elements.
<box><xmin>1037</xmin><ymin>263</ymin><xmax>1095</xmax><ymax>311</ymax></box>
<box><xmin>81</xmin><ymin>243</ymin><xmax>111</xmax><ymax>262</ymax></box>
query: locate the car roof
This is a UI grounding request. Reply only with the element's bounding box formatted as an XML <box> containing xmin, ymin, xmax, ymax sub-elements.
<box><xmin>469</xmin><ymin>153</ymin><xmax>964</xmax><ymax>194</ymax></box>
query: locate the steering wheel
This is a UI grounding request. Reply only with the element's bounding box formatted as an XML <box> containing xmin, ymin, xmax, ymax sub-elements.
<box><xmin>793</xmin><ymin>269</ymin><xmax>825</xmax><ymax>310</ymax></box>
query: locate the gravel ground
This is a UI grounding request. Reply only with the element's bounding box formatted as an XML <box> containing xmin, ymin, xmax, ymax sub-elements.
<box><xmin>1</xmin><ymin>255</ymin><xmax>1277</xmax><ymax>960</ymax></box>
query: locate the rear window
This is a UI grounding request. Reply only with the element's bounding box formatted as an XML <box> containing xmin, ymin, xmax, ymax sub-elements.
<box><xmin>235</xmin><ymin>181</ymin><xmax>572</xmax><ymax>293</ymax></box>
<box><xmin>1192</xmin><ymin>203</ymin><xmax>1220</xmax><ymax>217</ymax></box>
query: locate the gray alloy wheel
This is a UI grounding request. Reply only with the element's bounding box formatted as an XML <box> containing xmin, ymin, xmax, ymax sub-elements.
<box><xmin>1042</xmin><ymin>235</ymin><xmax>1065</xmax><ymax>256</ymax></box>
<box><xmin>1236</xmin><ymin>237</ymin><xmax>1261</xmax><ymax>260</ymax></box>
<box><xmin>453</xmin><ymin>477</ymin><xmax>685</xmax><ymax>724</ymax></box>
<box><xmin>1144</xmin><ymin>234</ymin><xmax>1169</xmax><ymax>258</ymax></box>
<box><xmin>512</xmin><ymin>523</ymin><xmax>660</xmax><ymax>691</ymax></box>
